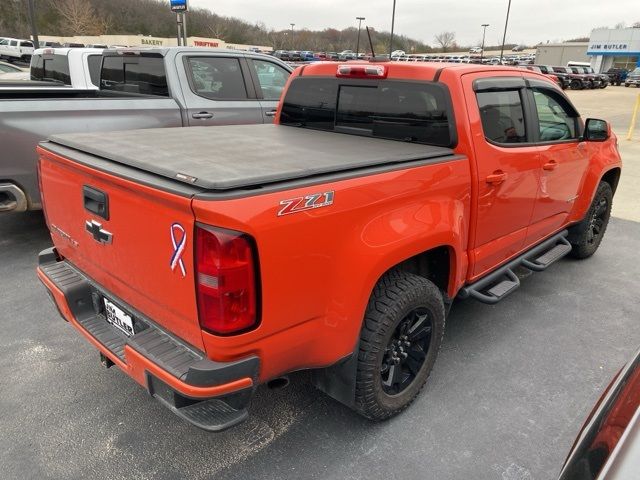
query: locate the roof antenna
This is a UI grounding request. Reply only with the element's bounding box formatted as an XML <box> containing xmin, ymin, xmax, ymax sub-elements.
<box><xmin>366</xmin><ymin>26</ymin><xmax>376</xmax><ymax>58</ymax></box>
<box><xmin>365</xmin><ymin>25</ymin><xmax>378</xmax><ymax>62</ymax></box>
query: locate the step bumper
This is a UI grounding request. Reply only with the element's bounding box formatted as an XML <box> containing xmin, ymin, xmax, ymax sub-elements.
<box><xmin>37</xmin><ymin>247</ymin><xmax>258</xmax><ymax>431</ymax></box>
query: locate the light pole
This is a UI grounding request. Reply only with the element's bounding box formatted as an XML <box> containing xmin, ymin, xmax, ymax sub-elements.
<box><xmin>499</xmin><ymin>0</ymin><xmax>512</xmax><ymax>64</ymax></box>
<box><xmin>27</xmin><ymin>0</ymin><xmax>39</xmax><ymax>48</ymax></box>
<box><xmin>290</xmin><ymin>23</ymin><xmax>295</xmax><ymax>49</ymax></box>
<box><xmin>480</xmin><ymin>24</ymin><xmax>489</xmax><ymax>62</ymax></box>
<box><xmin>356</xmin><ymin>17</ymin><xmax>365</xmax><ymax>56</ymax></box>
<box><xmin>389</xmin><ymin>0</ymin><xmax>397</xmax><ymax>57</ymax></box>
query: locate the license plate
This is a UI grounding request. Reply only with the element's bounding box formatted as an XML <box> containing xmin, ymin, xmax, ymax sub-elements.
<box><xmin>104</xmin><ymin>298</ymin><xmax>135</xmax><ymax>337</ymax></box>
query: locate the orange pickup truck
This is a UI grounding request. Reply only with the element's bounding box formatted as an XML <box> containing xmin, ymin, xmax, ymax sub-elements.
<box><xmin>37</xmin><ymin>62</ymin><xmax>622</xmax><ymax>431</ymax></box>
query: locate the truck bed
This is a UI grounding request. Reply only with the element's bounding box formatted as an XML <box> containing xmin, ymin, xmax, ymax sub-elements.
<box><xmin>45</xmin><ymin>125</ymin><xmax>457</xmax><ymax>191</ymax></box>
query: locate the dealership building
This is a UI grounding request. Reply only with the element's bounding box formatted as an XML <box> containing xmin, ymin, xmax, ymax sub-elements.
<box><xmin>587</xmin><ymin>28</ymin><xmax>640</xmax><ymax>72</ymax></box>
<box><xmin>535</xmin><ymin>27</ymin><xmax>640</xmax><ymax>72</ymax></box>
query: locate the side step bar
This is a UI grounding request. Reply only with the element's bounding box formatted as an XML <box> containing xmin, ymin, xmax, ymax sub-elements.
<box><xmin>458</xmin><ymin>230</ymin><xmax>572</xmax><ymax>304</ymax></box>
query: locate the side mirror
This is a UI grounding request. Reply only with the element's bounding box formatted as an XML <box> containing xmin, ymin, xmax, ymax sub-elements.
<box><xmin>584</xmin><ymin>118</ymin><xmax>610</xmax><ymax>142</ymax></box>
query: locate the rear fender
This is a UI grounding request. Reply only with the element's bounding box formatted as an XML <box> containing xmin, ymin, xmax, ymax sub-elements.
<box><xmin>312</xmin><ymin>198</ymin><xmax>467</xmax><ymax>407</ymax></box>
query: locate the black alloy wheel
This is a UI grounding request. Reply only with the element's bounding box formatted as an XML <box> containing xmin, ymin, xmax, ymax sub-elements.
<box><xmin>354</xmin><ymin>270</ymin><xmax>445</xmax><ymax>420</ymax></box>
<box><xmin>380</xmin><ymin>307</ymin><xmax>433</xmax><ymax>395</ymax></box>
<box><xmin>568</xmin><ymin>181</ymin><xmax>613</xmax><ymax>259</ymax></box>
<box><xmin>586</xmin><ymin>196</ymin><xmax>608</xmax><ymax>247</ymax></box>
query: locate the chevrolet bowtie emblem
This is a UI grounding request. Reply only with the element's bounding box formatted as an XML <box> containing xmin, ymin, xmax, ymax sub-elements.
<box><xmin>85</xmin><ymin>220</ymin><xmax>113</xmax><ymax>245</ymax></box>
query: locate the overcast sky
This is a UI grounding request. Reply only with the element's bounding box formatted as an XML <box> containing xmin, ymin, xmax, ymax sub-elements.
<box><xmin>189</xmin><ymin>0</ymin><xmax>635</xmax><ymax>46</ymax></box>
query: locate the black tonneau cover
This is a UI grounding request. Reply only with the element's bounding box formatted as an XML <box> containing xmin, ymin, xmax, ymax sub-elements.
<box><xmin>46</xmin><ymin>124</ymin><xmax>456</xmax><ymax>191</ymax></box>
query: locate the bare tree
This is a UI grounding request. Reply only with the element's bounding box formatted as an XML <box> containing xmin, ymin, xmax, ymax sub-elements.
<box><xmin>54</xmin><ymin>0</ymin><xmax>103</xmax><ymax>35</ymax></box>
<box><xmin>434</xmin><ymin>31</ymin><xmax>456</xmax><ymax>52</ymax></box>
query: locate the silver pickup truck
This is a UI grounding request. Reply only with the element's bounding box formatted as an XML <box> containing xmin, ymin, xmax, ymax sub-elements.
<box><xmin>0</xmin><ymin>47</ymin><xmax>293</xmax><ymax>212</ymax></box>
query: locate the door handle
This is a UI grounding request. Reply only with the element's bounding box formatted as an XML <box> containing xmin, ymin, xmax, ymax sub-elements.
<box><xmin>265</xmin><ymin>110</ymin><xmax>277</xmax><ymax>117</ymax></box>
<box><xmin>486</xmin><ymin>171</ymin><xmax>507</xmax><ymax>185</ymax></box>
<box><xmin>543</xmin><ymin>160</ymin><xmax>558</xmax><ymax>171</ymax></box>
<box><xmin>192</xmin><ymin>112</ymin><xmax>214</xmax><ymax>119</ymax></box>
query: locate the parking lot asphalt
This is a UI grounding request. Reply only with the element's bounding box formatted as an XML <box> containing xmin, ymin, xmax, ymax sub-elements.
<box><xmin>1</xmin><ymin>86</ymin><xmax>639</xmax><ymax>480</ymax></box>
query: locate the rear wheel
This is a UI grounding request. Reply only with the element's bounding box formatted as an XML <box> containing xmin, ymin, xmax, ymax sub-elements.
<box><xmin>354</xmin><ymin>270</ymin><xmax>445</xmax><ymax>420</ymax></box>
<box><xmin>568</xmin><ymin>182</ymin><xmax>613</xmax><ymax>259</ymax></box>
<box><xmin>570</xmin><ymin>79</ymin><xmax>582</xmax><ymax>90</ymax></box>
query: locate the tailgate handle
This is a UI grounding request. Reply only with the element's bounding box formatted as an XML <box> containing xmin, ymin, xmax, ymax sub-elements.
<box><xmin>83</xmin><ymin>185</ymin><xmax>109</xmax><ymax>220</ymax></box>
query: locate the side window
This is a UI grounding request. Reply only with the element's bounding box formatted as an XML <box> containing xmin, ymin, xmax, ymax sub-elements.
<box><xmin>532</xmin><ymin>89</ymin><xmax>578</xmax><ymax>142</ymax></box>
<box><xmin>251</xmin><ymin>59</ymin><xmax>290</xmax><ymax>100</ymax></box>
<box><xmin>42</xmin><ymin>56</ymin><xmax>72</xmax><ymax>84</ymax></box>
<box><xmin>10</xmin><ymin>40</ymin><xmax>17</xmax><ymax>47</ymax></box>
<box><xmin>87</xmin><ymin>54</ymin><xmax>102</xmax><ymax>87</ymax></box>
<box><xmin>186</xmin><ymin>57</ymin><xmax>248</xmax><ymax>100</ymax></box>
<box><xmin>477</xmin><ymin>90</ymin><xmax>527</xmax><ymax>144</ymax></box>
<box><xmin>101</xmin><ymin>56</ymin><xmax>168</xmax><ymax>96</ymax></box>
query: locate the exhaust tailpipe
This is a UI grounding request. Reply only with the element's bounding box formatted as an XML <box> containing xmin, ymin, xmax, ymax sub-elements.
<box><xmin>0</xmin><ymin>183</ymin><xmax>28</xmax><ymax>213</ymax></box>
<box><xmin>267</xmin><ymin>376</ymin><xmax>290</xmax><ymax>390</ymax></box>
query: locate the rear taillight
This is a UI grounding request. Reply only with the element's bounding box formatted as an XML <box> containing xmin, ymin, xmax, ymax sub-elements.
<box><xmin>195</xmin><ymin>225</ymin><xmax>259</xmax><ymax>335</ymax></box>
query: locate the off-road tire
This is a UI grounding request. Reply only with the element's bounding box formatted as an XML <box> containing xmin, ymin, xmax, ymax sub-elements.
<box><xmin>570</xmin><ymin>79</ymin><xmax>582</xmax><ymax>90</ymax></box>
<box><xmin>568</xmin><ymin>181</ymin><xmax>613</xmax><ymax>259</ymax></box>
<box><xmin>354</xmin><ymin>270</ymin><xmax>445</xmax><ymax>421</ymax></box>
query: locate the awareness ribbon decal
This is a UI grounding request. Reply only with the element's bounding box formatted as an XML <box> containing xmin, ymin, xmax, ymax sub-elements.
<box><xmin>170</xmin><ymin>223</ymin><xmax>187</xmax><ymax>277</ymax></box>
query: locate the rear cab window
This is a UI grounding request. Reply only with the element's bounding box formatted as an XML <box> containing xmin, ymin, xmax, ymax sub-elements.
<box><xmin>280</xmin><ymin>77</ymin><xmax>456</xmax><ymax>147</ymax></box>
<box><xmin>100</xmin><ymin>54</ymin><xmax>169</xmax><ymax>96</ymax></box>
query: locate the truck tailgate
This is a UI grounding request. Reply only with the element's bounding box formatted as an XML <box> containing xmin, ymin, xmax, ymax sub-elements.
<box><xmin>38</xmin><ymin>145</ymin><xmax>205</xmax><ymax>350</ymax></box>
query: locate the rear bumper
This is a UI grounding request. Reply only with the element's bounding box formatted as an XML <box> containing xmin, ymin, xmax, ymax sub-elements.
<box><xmin>37</xmin><ymin>247</ymin><xmax>259</xmax><ymax>431</ymax></box>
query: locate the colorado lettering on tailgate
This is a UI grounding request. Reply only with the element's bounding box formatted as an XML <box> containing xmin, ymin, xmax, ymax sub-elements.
<box><xmin>278</xmin><ymin>191</ymin><xmax>334</xmax><ymax>216</ymax></box>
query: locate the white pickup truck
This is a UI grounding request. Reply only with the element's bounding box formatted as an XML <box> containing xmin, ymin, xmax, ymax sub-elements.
<box><xmin>0</xmin><ymin>38</ymin><xmax>35</xmax><ymax>63</ymax></box>
<box><xmin>29</xmin><ymin>48</ymin><xmax>104</xmax><ymax>89</ymax></box>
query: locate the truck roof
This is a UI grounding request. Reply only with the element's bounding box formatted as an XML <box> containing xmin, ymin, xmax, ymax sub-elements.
<box><xmin>102</xmin><ymin>46</ymin><xmax>277</xmax><ymax>60</ymax></box>
<box><xmin>44</xmin><ymin>125</ymin><xmax>456</xmax><ymax>191</ymax></box>
<box><xmin>33</xmin><ymin>47</ymin><xmax>104</xmax><ymax>56</ymax></box>
<box><xmin>296</xmin><ymin>61</ymin><xmax>557</xmax><ymax>85</ymax></box>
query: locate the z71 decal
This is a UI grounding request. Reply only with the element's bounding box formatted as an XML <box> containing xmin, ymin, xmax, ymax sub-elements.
<box><xmin>278</xmin><ymin>191</ymin><xmax>335</xmax><ymax>216</ymax></box>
